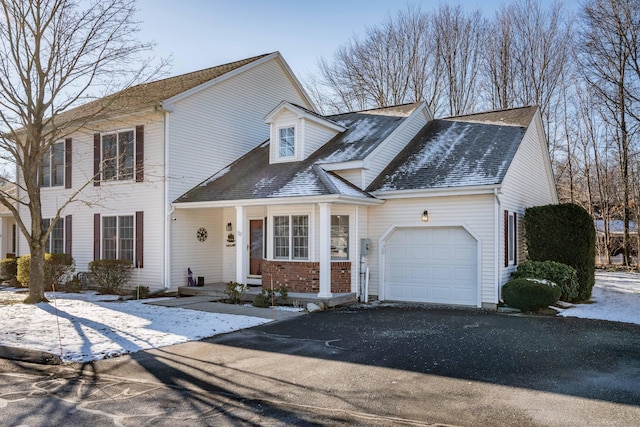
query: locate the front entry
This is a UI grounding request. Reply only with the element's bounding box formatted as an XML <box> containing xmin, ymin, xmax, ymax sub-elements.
<box><xmin>247</xmin><ymin>219</ymin><xmax>264</xmax><ymax>284</ymax></box>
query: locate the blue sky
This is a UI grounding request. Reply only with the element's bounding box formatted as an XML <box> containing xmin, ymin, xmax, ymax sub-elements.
<box><xmin>136</xmin><ymin>0</ymin><xmax>510</xmax><ymax>79</ymax></box>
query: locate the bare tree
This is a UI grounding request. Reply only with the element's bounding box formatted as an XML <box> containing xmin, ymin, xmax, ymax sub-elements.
<box><xmin>484</xmin><ymin>0</ymin><xmax>574</xmax><ymax>155</ymax></box>
<box><xmin>0</xmin><ymin>0</ymin><xmax>163</xmax><ymax>303</ymax></box>
<box><xmin>580</xmin><ymin>0</ymin><xmax>640</xmax><ymax>266</ymax></box>
<box><xmin>433</xmin><ymin>5</ymin><xmax>486</xmax><ymax>116</ymax></box>
<box><xmin>315</xmin><ymin>6</ymin><xmax>442</xmax><ymax>114</ymax></box>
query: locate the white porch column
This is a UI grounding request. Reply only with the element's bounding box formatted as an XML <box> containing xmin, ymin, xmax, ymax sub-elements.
<box><xmin>235</xmin><ymin>206</ymin><xmax>245</xmax><ymax>284</ymax></box>
<box><xmin>318</xmin><ymin>202</ymin><xmax>332</xmax><ymax>298</ymax></box>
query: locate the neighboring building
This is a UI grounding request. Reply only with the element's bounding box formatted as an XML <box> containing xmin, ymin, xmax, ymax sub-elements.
<box><xmin>174</xmin><ymin>102</ymin><xmax>558</xmax><ymax>309</ymax></box>
<box><xmin>16</xmin><ymin>52</ymin><xmax>315</xmax><ymax>288</ymax></box>
<box><xmin>0</xmin><ymin>185</ymin><xmax>17</xmax><ymax>259</ymax></box>
<box><xmin>28</xmin><ymin>52</ymin><xmax>557</xmax><ymax>309</ymax></box>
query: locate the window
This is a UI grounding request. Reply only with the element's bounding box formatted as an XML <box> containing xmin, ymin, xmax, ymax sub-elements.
<box><xmin>40</xmin><ymin>142</ymin><xmax>65</xmax><ymax>187</ymax></box>
<box><xmin>102</xmin><ymin>215</ymin><xmax>134</xmax><ymax>262</ymax></box>
<box><xmin>278</xmin><ymin>127</ymin><xmax>295</xmax><ymax>158</ymax></box>
<box><xmin>102</xmin><ymin>130</ymin><xmax>134</xmax><ymax>181</ymax></box>
<box><xmin>42</xmin><ymin>218</ymin><xmax>64</xmax><ymax>254</ymax></box>
<box><xmin>331</xmin><ymin>215</ymin><xmax>349</xmax><ymax>260</ymax></box>
<box><xmin>273</xmin><ymin>215</ymin><xmax>308</xmax><ymax>260</ymax></box>
<box><xmin>505</xmin><ymin>210</ymin><xmax>517</xmax><ymax>266</ymax></box>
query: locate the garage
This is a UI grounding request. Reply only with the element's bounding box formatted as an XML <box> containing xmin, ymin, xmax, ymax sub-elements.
<box><xmin>383</xmin><ymin>227</ymin><xmax>478</xmax><ymax>306</ymax></box>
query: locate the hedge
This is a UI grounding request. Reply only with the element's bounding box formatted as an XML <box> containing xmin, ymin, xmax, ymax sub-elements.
<box><xmin>89</xmin><ymin>259</ymin><xmax>132</xmax><ymax>294</ymax></box>
<box><xmin>16</xmin><ymin>254</ymin><xmax>75</xmax><ymax>290</ymax></box>
<box><xmin>524</xmin><ymin>203</ymin><xmax>595</xmax><ymax>301</ymax></box>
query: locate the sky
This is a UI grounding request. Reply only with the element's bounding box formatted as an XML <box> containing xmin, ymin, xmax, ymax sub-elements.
<box><xmin>135</xmin><ymin>0</ymin><xmax>511</xmax><ymax>81</ymax></box>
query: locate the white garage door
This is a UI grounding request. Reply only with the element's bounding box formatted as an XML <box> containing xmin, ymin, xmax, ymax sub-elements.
<box><xmin>384</xmin><ymin>227</ymin><xmax>477</xmax><ymax>306</ymax></box>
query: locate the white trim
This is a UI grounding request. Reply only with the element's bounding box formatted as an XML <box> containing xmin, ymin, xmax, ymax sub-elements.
<box><xmin>173</xmin><ymin>194</ymin><xmax>384</xmax><ymax>209</ymax></box>
<box><xmin>264</xmin><ymin>101</ymin><xmax>346</xmax><ymax>132</ymax></box>
<box><xmin>378</xmin><ymin>222</ymin><xmax>482</xmax><ymax>308</ymax></box>
<box><xmin>372</xmin><ymin>185</ymin><xmax>500</xmax><ymax>199</ymax></box>
<box><xmin>163</xmin><ymin>111</ymin><xmax>171</xmax><ymax>289</ymax></box>
<box><xmin>235</xmin><ymin>206</ymin><xmax>245</xmax><ymax>283</ymax></box>
<box><xmin>361</xmin><ymin>102</ymin><xmax>429</xmax><ymax>169</ymax></box>
<box><xmin>318</xmin><ymin>203</ymin><xmax>332</xmax><ymax>297</ymax></box>
<box><xmin>317</xmin><ymin>160</ymin><xmax>366</xmax><ymax>171</ymax></box>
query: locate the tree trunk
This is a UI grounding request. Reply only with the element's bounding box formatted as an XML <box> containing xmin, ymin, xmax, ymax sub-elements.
<box><xmin>23</xmin><ymin>243</ymin><xmax>47</xmax><ymax>303</ymax></box>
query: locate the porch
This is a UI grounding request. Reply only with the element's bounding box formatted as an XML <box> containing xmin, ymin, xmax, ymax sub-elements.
<box><xmin>178</xmin><ymin>283</ymin><xmax>357</xmax><ymax>308</ymax></box>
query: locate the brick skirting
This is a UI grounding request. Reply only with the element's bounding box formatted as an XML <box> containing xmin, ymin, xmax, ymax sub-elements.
<box><xmin>261</xmin><ymin>260</ymin><xmax>351</xmax><ymax>293</ymax></box>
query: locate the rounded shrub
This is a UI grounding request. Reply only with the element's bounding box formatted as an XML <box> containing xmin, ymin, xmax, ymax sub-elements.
<box><xmin>0</xmin><ymin>257</ymin><xmax>17</xmax><ymax>281</ymax></box>
<box><xmin>511</xmin><ymin>260</ymin><xmax>579</xmax><ymax>302</ymax></box>
<box><xmin>502</xmin><ymin>277</ymin><xmax>562</xmax><ymax>312</ymax></box>
<box><xmin>89</xmin><ymin>259</ymin><xmax>132</xmax><ymax>294</ymax></box>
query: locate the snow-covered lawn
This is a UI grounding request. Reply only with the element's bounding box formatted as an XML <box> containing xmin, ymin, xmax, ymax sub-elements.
<box><xmin>556</xmin><ymin>270</ymin><xmax>640</xmax><ymax>325</ymax></box>
<box><xmin>0</xmin><ymin>270</ymin><xmax>638</xmax><ymax>364</ymax></box>
<box><xmin>0</xmin><ymin>289</ymin><xmax>271</xmax><ymax>363</ymax></box>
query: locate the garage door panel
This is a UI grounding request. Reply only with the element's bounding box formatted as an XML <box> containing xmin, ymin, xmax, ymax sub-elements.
<box><xmin>384</xmin><ymin>227</ymin><xmax>477</xmax><ymax>306</ymax></box>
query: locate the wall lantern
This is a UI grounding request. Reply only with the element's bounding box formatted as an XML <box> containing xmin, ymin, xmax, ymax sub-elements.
<box><xmin>421</xmin><ymin>210</ymin><xmax>429</xmax><ymax>222</ymax></box>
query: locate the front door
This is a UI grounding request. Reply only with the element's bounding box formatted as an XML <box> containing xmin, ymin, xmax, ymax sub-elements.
<box><xmin>248</xmin><ymin>219</ymin><xmax>264</xmax><ymax>284</ymax></box>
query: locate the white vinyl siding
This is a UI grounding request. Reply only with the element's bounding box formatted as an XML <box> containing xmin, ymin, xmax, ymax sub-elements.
<box><xmin>21</xmin><ymin>113</ymin><xmax>165</xmax><ymax>288</ymax></box>
<box><xmin>368</xmin><ymin>195</ymin><xmax>494</xmax><ymax>306</ymax></box>
<box><xmin>167</xmin><ymin>57</ymin><xmax>312</xmax><ymax>202</ymax></box>
<box><xmin>498</xmin><ymin>117</ymin><xmax>558</xmax><ymax>286</ymax></box>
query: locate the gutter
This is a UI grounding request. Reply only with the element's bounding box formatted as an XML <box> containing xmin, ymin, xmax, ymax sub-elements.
<box><xmin>494</xmin><ymin>187</ymin><xmax>501</xmax><ymax>304</ymax></box>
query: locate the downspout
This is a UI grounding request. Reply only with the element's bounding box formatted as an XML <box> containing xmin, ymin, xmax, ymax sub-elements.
<box><xmin>163</xmin><ymin>109</ymin><xmax>172</xmax><ymax>290</ymax></box>
<box><xmin>494</xmin><ymin>187</ymin><xmax>501</xmax><ymax>305</ymax></box>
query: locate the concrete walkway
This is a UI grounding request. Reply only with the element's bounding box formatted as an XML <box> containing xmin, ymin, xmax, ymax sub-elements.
<box><xmin>145</xmin><ymin>295</ymin><xmax>307</xmax><ymax>321</ymax></box>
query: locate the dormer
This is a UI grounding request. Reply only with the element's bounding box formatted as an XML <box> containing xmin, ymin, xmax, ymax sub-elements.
<box><xmin>264</xmin><ymin>101</ymin><xmax>346</xmax><ymax>164</ymax></box>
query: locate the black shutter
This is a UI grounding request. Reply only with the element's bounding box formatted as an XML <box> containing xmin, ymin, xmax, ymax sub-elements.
<box><xmin>94</xmin><ymin>213</ymin><xmax>101</xmax><ymax>260</ymax></box>
<box><xmin>93</xmin><ymin>134</ymin><xmax>101</xmax><ymax>186</ymax></box>
<box><xmin>135</xmin><ymin>211</ymin><xmax>144</xmax><ymax>268</ymax></box>
<box><xmin>513</xmin><ymin>212</ymin><xmax>518</xmax><ymax>265</ymax></box>
<box><xmin>135</xmin><ymin>125</ymin><xmax>144</xmax><ymax>182</ymax></box>
<box><xmin>65</xmin><ymin>215</ymin><xmax>72</xmax><ymax>255</ymax></box>
<box><xmin>504</xmin><ymin>210</ymin><xmax>509</xmax><ymax>268</ymax></box>
<box><xmin>65</xmin><ymin>138</ymin><xmax>72</xmax><ymax>189</ymax></box>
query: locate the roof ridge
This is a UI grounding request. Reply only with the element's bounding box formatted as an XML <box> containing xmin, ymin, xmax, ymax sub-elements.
<box><xmin>442</xmin><ymin>105</ymin><xmax>538</xmax><ymax>120</ymax></box>
<box><xmin>132</xmin><ymin>52</ymin><xmax>273</xmax><ymax>91</ymax></box>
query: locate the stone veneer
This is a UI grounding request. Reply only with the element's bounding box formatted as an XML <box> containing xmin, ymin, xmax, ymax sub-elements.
<box><xmin>261</xmin><ymin>260</ymin><xmax>351</xmax><ymax>293</ymax></box>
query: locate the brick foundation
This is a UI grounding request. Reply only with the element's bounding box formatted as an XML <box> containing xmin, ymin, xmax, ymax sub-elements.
<box><xmin>261</xmin><ymin>260</ymin><xmax>351</xmax><ymax>293</ymax></box>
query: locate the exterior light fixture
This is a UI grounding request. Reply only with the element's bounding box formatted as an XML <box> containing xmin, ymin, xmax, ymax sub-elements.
<box><xmin>422</xmin><ymin>210</ymin><xmax>429</xmax><ymax>222</ymax></box>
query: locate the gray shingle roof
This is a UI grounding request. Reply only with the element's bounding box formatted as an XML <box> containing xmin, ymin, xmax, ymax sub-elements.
<box><xmin>175</xmin><ymin>104</ymin><xmax>419</xmax><ymax>203</ymax></box>
<box><xmin>174</xmin><ymin>141</ymin><xmax>374</xmax><ymax>203</ymax></box>
<box><xmin>367</xmin><ymin>106</ymin><xmax>536</xmax><ymax>192</ymax></box>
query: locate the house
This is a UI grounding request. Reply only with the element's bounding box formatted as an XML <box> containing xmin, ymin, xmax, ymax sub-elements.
<box><xmin>16</xmin><ymin>52</ymin><xmax>315</xmax><ymax>289</ymax></box>
<box><xmin>25</xmin><ymin>51</ymin><xmax>557</xmax><ymax>309</ymax></box>
<box><xmin>174</xmin><ymin>102</ymin><xmax>558</xmax><ymax>309</ymax></box>
<box><xmin>0</xmin><ymin>185</ymin><xmax>17</xmax><ymax>259</ymax></box>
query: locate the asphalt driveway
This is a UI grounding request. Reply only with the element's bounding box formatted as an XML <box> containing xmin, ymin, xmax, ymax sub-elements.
<box><xmin>1</xmin><ymin>305</ymin><xmax>639</xmax><ymax>426</ymax></box>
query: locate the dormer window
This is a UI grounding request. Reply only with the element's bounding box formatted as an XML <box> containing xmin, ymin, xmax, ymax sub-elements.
<box><xmin>278</xmin><ymin>126</ymin><xmax>295</xmax><ymax>158</ymax></box>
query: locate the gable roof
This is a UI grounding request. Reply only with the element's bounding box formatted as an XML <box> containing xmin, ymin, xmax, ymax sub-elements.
<box><xmin>367</xmin><ymin>106</ymin><xmax>537</xmax><ymax>192</ymax></box>
<box><xmin>174</xmin><ymin>104</ymin><xmax>421</xmax><ymax>204</ymax></box>
<box><xmin>315</xmin><ymin>103</ymin><xmax>421</xmax><ymax>164</ymax></box>
<box><xmin>58</xmin><ymin>53</ymin><xmax>273</xmax><ymax>123</ymax></box>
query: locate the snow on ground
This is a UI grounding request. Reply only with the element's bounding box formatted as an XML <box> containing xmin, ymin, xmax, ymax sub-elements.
<box><xmin>556</xmin><ymin>270</ymin><xmax>640</xmax><ymax>325</ymax></box>
<box><xmin>0</xmin><ymin>289</ymin><xmax>271</xmax><ymax>363</ymax></box>
<box><xmin>1</xmin><ymin>270</ymin><xmax>639</xmax><ymax>364</ymax></box>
